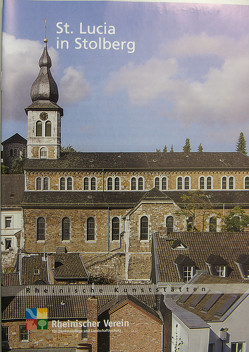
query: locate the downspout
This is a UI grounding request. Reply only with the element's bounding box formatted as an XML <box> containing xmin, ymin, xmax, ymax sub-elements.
<box><xmin>102</xmin><ymin>169</ymin><xmax>105</xmax><ymax>192</ymax></box>
<box><xmin>108</xmin><ymin>206</ymin><xmax>110</xmax><ymax>253</ymax></box>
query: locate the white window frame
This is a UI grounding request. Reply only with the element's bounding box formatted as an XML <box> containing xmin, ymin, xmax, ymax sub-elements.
<box><xmin>19</xmin><ymin>325</ymin><xmax>29</xmax><ymax>342</ymax></box>
<box><xmin>5</xmin><ymin>216</ymin><xmax>12</xmax><ymax>229</ymax></box>
<box><xmin>39</xmin><ymin>147</ymin><xmax>48</xmax><ymax>159</ymax></box>
<box><xmin>231</xmin><ymin>342</ymin><xmax>245</xmax><ymax>352</ymax></box>
<box><xmin>183</xmin><ymin>266</ymin><xmax>195</xmax><ymax>282</ymax></box>
<box><xmin>154</xmin><ymin>176</ymin><xmax>168</xmax><ymax>190</ymax></box>
<box><xmin>215</xmin><ymin>265</ymin><xmax>226</xmax><ymax>277</ymax></box>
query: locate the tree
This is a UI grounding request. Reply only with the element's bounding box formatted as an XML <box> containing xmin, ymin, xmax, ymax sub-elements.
<box><xmin>222</xmin><ymin>207</ymin><xmax>249</xmax><ymax>232</ymax></box>
<box><xmin>236</xmin><ymin>132</ymin><xmax>247</xmax><ymax>155</ymax></box>
<box><xmin>1</xmin><ymin>164</ymin><xmax>9</xmax><ymax>174</ymax></box>
<box><xmin>156</xmin><ymin>148</ymin><xmax>161</xmax><ymax>153</ymax></box>
<box><xmin>183</xmin><ymin>138</ymin><xmax>191</xmax><ymax>153</ymax></box>
<box><xmin>61</xmin><ymin>145</ymin><xmax>76</xmax><ymax>152</ymax></box>
<box><xmin>170</xmin><ymin>145</ymin><xmax>174</xmax><ymax>152</ymax></box>
<box><xmin>198</xmin><ymin>143</ymin><xmax>203</xmax><ymax>152</ymax></box>
<box><xmin>10</xmin><ymin>158</ymin><xmax>25</xmax><ymax>174</ymax></box>
<box><xmin>163</xmin><ymin>145</ymin><xmax>167</xmax><ymax>152</ymax></box>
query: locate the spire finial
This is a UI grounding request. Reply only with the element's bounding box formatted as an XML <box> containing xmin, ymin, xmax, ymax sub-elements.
<box><xmin>44</xmin><ymin>18</ymin><xmax>48</xmax><ymax>43</ymax></box>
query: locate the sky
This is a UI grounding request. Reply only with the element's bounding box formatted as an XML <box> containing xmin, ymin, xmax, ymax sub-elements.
<box><xmin>2</xmin><ymin>0</ymin><xmax>249</xmax><ymax>152</ymax></box>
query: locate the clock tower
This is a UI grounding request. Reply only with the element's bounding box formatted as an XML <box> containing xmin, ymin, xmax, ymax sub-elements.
<box><xmin>25</xmin><ymin>38</ymin><xmax>63</xmax><ymax>159</ymax></box>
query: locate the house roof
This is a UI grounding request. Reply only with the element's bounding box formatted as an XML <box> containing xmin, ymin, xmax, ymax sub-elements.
<box><xmin>54</xmin><ymin>253</ymin><xmax>88</xmax><ymax>280</ymax></box>
<box><xmin>1</xmin><ymin>174</ymin><xmax>25</xmax><ymax>207</ymax></box>
<box><xmin>24</xmin><ymin>152</ymin><xmax>249</xmax><ymax>171</ymax></box>
<box><xmin>2</xmin><ymin>273</ymin><xmax>20</xmax><ymax>286</ymax></box>
<box><xmin>151</xmin><ymin>232</ymin><xmax>249</xmax><ymax>283</ymax></box>
<box><xmin>2</xmin><ymin>133</ymin><xmax>27</xmax><ymax>145</ymax></box>
<box><xmin>22</xmin><ymin>190</ymin><xmax>249</xmax><ymax>209</ymax></box>
<box><xmin>21</xmin><ymin>254</ymin><xmax>49</xmax><ymax>285</ymax></box>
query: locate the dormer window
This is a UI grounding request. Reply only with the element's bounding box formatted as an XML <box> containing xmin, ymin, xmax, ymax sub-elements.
<box><xmin>236</xmin><ymin>254</ymin><xmax>249</xmax><ymax>279</ymax></box>
<box><xmin>207</xmin><ymin>254</ymin><xmax>228</xmax><ymax>277</ymax></box>
<box><xmin>175</xmin><ymin>254</ymin><xmax>196</xmax><ymax>282</ymax></box>
<box><xmin>215</xmin><ymin>265</ymin><xmax>226</xmax><ymax>277</ymax></box>
<box><xmin>183</xmin><ymin>266</ymin><xmax>195</xmax><ymax>282</ymax></box>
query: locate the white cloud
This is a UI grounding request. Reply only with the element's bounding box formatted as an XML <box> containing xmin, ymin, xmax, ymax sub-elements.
<box><xmin>2</xmin><ymin>33</ymin><xmax>58</xmax><ymax>121</ymax></box>
<box><xmin>59</xmin><ymin>66</ymin><xmax>90</xmax><ymax>105</ymax></box>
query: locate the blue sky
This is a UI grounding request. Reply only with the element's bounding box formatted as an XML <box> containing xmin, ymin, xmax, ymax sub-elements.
<box><xmin>2</xmin><ymin>0</ymin><xmax>249</xmax><ymax>152</ymax></box>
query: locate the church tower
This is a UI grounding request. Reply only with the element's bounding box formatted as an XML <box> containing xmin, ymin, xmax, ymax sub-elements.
<box><xmin>25</xmin><ymin>38</ymin><xmax>63</xmax><ymax>159</ymax></box>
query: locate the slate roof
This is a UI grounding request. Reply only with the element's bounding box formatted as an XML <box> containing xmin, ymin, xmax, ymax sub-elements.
<box><xmin>54</xmin><ymin>253</ymin><xmax>88</xmax><ymax>280</ymax></box>
<box><xmin>22</xmin><ymin>190</ymin><xmax>249</xmax><ymax>209</ymax></box>
<box><xmin>24</xmin><ymin>152</ymin><xmax>249</xmax><ymax>171</ymax></box>
<box><xmin>2</xmin><ymin>133</ymin><xmax>27</xmax><ymax>145</ymax></box>
<box><xmin>1</xmin><ymin>174</ymin><xmax>25</xmax><ymax>207</ymax></box>
<box><xmin>151</xmin><ymin>232</ymin><xmax>249</xmax><ymax>283</ymax></box>
<box><xmin>1</xmin><ymin>273</ymin><xmax>20</xmax><ymax>286</ymax></box>
<box><xmin>21</xmin><ymin>254</ymin><xmax>49</xmax><ymax>285</ymax></box>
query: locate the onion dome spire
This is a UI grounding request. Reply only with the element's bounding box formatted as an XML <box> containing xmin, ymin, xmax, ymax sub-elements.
<box><xmin>30</xmin><ymin>38</ymin><xmax>59</xmax><ymax>103</ymax></box>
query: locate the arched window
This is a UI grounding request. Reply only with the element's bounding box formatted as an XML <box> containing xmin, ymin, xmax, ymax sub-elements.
<box><xmin>84</xmin><ymin>177</ymin><xmax>89</xmax><ymax>190</ymax></box>
<box><xmin>138</xmin><ymin>177</ymin><xmax>144</xmax><ymax>190</ymax></box>
<box><xmin>67</xmin><ymin>177</ymin><xmax>73</xmax><ymax>190</ymax></box>
<box><xmin>166</xmin><ymin>216</ymin><xmax>174</xmax><ymax>233</ymax></box>
<box><xmin>115</xmin><ymin>177</ymin><xmax>120</xmax><ymax>190</ymax></box>
<box><xmin>62</xmin><ymin>217</ymin><xmax>70</xmax><ymax>241</ymax></box>
<box><xmin>140</xmin><ymin>216</ymin><xmax>148</xmax><ymax>240</ymax></box>
<box><xmin>229</xmin><ymin>176</ymin><xmax>234</xmax><ymax>189</ymax></box>
<box><xmin>37</xmin><ymin>217</ymin><xmax>45</xmax><ymax>241</ymax></box>
<box><xmin>112</xmin><ymin>217</ymin><xmax>120</xmax><ymax>241</ymax></box>
<box><xmin>60</xmin><ymin>177</ymin><xmax>66</xmax><ymax>190</ymax></box>
<box><xmin>199</xmin><ymin>177</ymin><xmax>205</xmax><ymax>190</ymax></box>
<box><xmin>222</xmin><ymin>177</ymin><xmax>227</xmax><ymax>190</ymax></box>
<box><xmin>177</xmin><ymin>177</ymin><xmax>183</xmax><ymax>190</ymax></box>
<box><xmin>107</xmin><ymin>177</ymin><xmax>113</xmax><ymax>190</ymax></box>
<box><xmin>185</xmin><ymin>176</ymin><xmax>190</xmax><ymax>190</ymax></box>
<box><xmin>45</xmin><ymin>121</ymin><xmax>51</xmax><ymax>136</ymax></box>
<box><xmin>209</xmin><ymin>217</ymin><xmax>217</xmax><ymax>232</ymax></box>
<box><xmin>91</xmin><ymin>177</ymin><xmax>96</xmax><ymax>190</ymax></box>
<box><xmin>207</xmin><ymin>176</ymin><xmax>212</xmax><ymax>190</ymax></box>
<box><xmin>14</xmin><ymin>149</ymin><xmax>17</xmax><ymax>157</ymax></box>
<box><xmin>43</xmin><ymin>177</ymin><xmax>49</xmax><ymax>190</ymax></box>
<box><xmin>36</xmin><ymin>177</ymin><xmax>42</xmax><ymax>190</ymax></box>
<box><xmin>155</xmin><ymin>177</ymin><xmax>160</xmax><ymax>189</ymax></box>
<box><xmin>162</xmin><ymin>177</ymin><xmax>167</xmax><ymax>190</ymax></box>
<box><xmin>245</xmin><ymin>176</ymin><xmax>249</xmax><ymax>189</ymax></box>
<box><xmin>87</xmin><ymin>217</ymin><xmax>95</xmax><ymax>241</ymax></box>
<box><xmin>131</xmin><ymin>177</ymin><xmax>136</xmax><ymax>190</ymax></box>
<box><xmin>36</xmin><ymin>121</ymin><xmax>42</xmax><ymax>136</ymax></box>
<box><xmin>40</xmin><ymin>147</ymin><xmax>47</xmax><ymax>159</ymax></box>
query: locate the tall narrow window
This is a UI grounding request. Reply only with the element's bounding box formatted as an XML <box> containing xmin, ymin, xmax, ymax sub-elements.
<box><xmin>138</xmin><ymin>177</ymin><xmax>144</xmax><ymax>190</ymax></box>
<box><xmin>209</xmin><ymin>217</ymin><xmax>217</xmax><ymax>232</ymax></box>
<box><xmin>36</xmin><ymin>121</ymin><xmax>42</xmax><ymax>136</ymax></box>
<box><xmin>185</xmin><ymin>176</ymin><xmax>190</xmax><ymax>190</ymax></box>
<box><xmin>245</xmin><ymin>176</ymin><xmax>249</xmax><ymax>189</ymax></box>
<box><xmin>19</xmin><ymin>325</ymin><xmax>29</xmax><ymax>342</ymax></box>
<box><xmin>40</xmin><ymin>147</ymin><xmax>47</xmax><ymax>159</ymax></box>
<box><xmin>177</xmin><ymin>177</ymin><xmax>183</xmax><ymax>190</ymax></box>
<box><xmin>183</xmin><ymin>266</ymin><xmax>195</xmax><ymax>282</ymax></box>
<box><xmin>231</xmin><ymin>343</ymin><xmax>244</xmax><ymax>352</ymax></box>
<box><xmin>84</xmin><ymin>177</ymin><xmax>89</xmax><ymax>190</ymax></box>
<box><xmin>36</xmin><ymin>177</ymin><xmax>42</xmax><ymax>190</ymax></box>
<box><xmin>5</xmin><ymin>217</ymin><xmax>12</xmax><ymax>228</ymax></box>
<box><xmin>43</xmin><ymin>177</ymin><xmax>49</xmax><ymax>190</ymax></box>
<box><xmin>166</xmin><ymin>216</ymin><xmax>174</xmax><ymax>233</ymax></box>
<box><xmin>67</xmin><ymin>177</ymin><xmax>73</xmax><ymax>190</ymax></box>
<box><xmin>199</xmin><ymin>177</ymin><xmax>205</xmax><ymax>190</ymax></box>
<box><xmin>162</xmin><ymin>177</ymin><xmax>167</xmax><ymax>190</ymax></box>
<box><xmin>112</xmin><ymin>217</ymin><xmax>120</xmax><ymax>241</ymax></box>
<box><xmin>207</xmin><ymin>176</ymin><xmax>212</xmax><ymax>189</ymax></box>
<box><xmin>60</xmin><ymin>177</ymin><xmax>66</xmax><ymax>190</ymax></box>
<box><xmin>10</xmin><ymin>149</ymin><xmax>13</xmax><ymax>157</ymax></box>
<box><xmin>45</xmin><ymin>121</ymin><xmax>51</xmax><ymax>136</ymax></box>
<box><xmin>155</xmin><ymin>177</ymin><xmax>160</xmax><ymax>189</ymax></box>
<box><xmin>2</xmin><ymin>326</ymin><xmax>9</xmax><ymax>342</ymax></box>
<box><xmin>115</xmin><ymin>177</ymin><xmax>120</xmax><ymax>190</ymax></box>
<box><xmin>87</xmin><ymin>217</ymin><xmax>95</xmax><ymax>241</ymax></box>
<box><xmin>37</xmin><ymin>217</ymin><xmax>45</xmax><ymax>241</ymax></box>
<box><xmin>107</xmin><ymin>177</ymin><xmax>112</xmax><ymax>190</ymax></box>
<box><xmin>140</xmin><ymin>216</ymin><xmax>148</xmax><ymax>240</ymax></box>
<box><xmin>222</xmin><ymin>176</ymin><xmax>227</xmax><ymax>189</ymax></box>
<box><xmin>229</xmin><ymin>176</ymin><xmax>234</xmax><ymax>189</ymax></box>
<box><xmin>91</xmin><ymin>177</ymin><xmax>96</xmax><ymax>190</ymax></box>
<box><xmin>131</xmin><ymin>177</ymin><xmax>136</xmax><ymax>190</ymax></box>
<box><xmin>62</xmin><ymin>217</ymin><xmax>70</xmax><ymax>241</ymax></box>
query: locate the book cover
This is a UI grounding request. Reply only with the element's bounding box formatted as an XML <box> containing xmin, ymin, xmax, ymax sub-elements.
<box><xmin>1</xmin><ymin>1</ymin><xmax>249</xmax><ymax>351</ymax></box>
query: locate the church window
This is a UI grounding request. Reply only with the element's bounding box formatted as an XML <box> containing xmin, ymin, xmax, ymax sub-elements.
<box><xmin>43</xmin><ymin>177</ymin><xmax>49</xmax><ymax>190</ymax></box>
<box><xmin>37</xmin><ymin>217</ymin><xmax>45</xmax><ymax>241</ymax></box>
<box><xmin>177</xmin><ymin>177</ymin><xmax>183</xmax><ymax>190</ymax></box>
<box><xmin>229</xmin><ymin>176</ymin><xmax>234</xmax><ymax>189</ymax></box>
<box><xmin>10</xmin><ymin>149</ymin><xmax>13</xmax><ymax>157</ymax></box>
<box><xmin>40</xmin><ymin>147</ymin><xmax>48</xmax><ymax>159</ymax></box>
<box><xmin>62</xmin><ymin>217</ymin><xmax>70</xmax><ymax>241</ymax></box>
<box><xmin>155</xmin><ymin>177</ymin><xmax>160</xmax><ymax>189</ymax></box>
<box><xmin>67</xmin><ymin>177</ymin><xmax>73</xmax><ymax>190</ymax></box>
<box><xmin>207</xmin><ymin>176</ymin><xmax>212</xmax><ymax>189</ymax></box>
<box><xmin>162</xmin><ymin>177</ymin><xmax>167</xmax><ymax>190</ymax></box>
<box><xmin>36</xmin><ymin>121</ymin><xmax>42</xmax><ymax>136</ymax></box>
<box><xmin>91</xmin><ymin>177</ymin><xmax>96</xmax><ymax>190</ymax></box>
<box><xmin>14</xmin><ymin>149</ymin><xmax>18</xmax><ymax>157</ymax></box>
<box><xmin>200</xmin><ymin>177</ymin><xmax>205</xmax><ymax>189</ymax></box>
<box><xmin>115</xmin><ymin>177</ymin><xmax>120</xmax><ymax>190</ymax></box>
<box><xmin>84</xmin><ymin>177</ymin><xmax>89</xmax><ymax>190</ymax></box>
<box><xmin>45</xmin><ymin>121</ymin><xmax>51</xmax><ymax>136</ymax></box>
<box><xmin>112</xmin><ymin>217</ymin><xmax>120</xmax><ymax>241</ymax></box>
<box><xmin>185</xmin><ymin>176</ymin><xmax>190</xmax><ymax>190</ymax></box>
<box><xmin>222</xmin><ymin>176</ymin><xmax>227</xmax><ymax>189</ymax></box>
<box><xmin>60</xmin><ymin>177</ymin><xmax>66</xmax><ymax>190</ymax></box>
<box><xmin>87</xmin><ymin>217</ymin><xmax>95</xmax><ymax>241</ymax></box>
<box><xmin>138</xmin><ymin>177</ymin><xmax>144</xmax><ymax>190</ymax></box>
<box><xmin>36</xmin><ymin>177</ymin><xmax>42</xmax><ymax>190</ymax></box>
<box><xmin>209</xmin><ymin>217</ymin><xmax>217</xmax><ymax>232</ymax></box>
<box><xmin>140</xmin><ymin>216</ymin><xmax>148</xmax><ymax>241</ymax></box>
<box><xmin>107</xmin><ymin>177</ymin><xmax>112</xmax><ymax>190</ymax></box>
<box><xmin>131</xmin><ymin>177</ymin><xmax>136</xmax><ymax>190</ymax></box>
<box><xmin>166</xmin><ymin>216</ymin><xmax>174</xmax><ymax>233</ymax></box>
<box><xmin>245</xmin><ymin>176</ymin><xmax>249</xmax><ymax>189</ymax></box>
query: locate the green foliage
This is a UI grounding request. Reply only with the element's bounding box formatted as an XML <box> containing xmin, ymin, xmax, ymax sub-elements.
<box><xmin>1</xmin><ymin>164</ymin><xmax>9</xmax><ymax>174</ymax></box>
<box><xmin>198</xmin><ymin>143</ymin><xmax>203</xmax><ymax>152</ymax></box>
<box><xmin>156</xmin><ymin>148</ymin><xmax>161</xmax><ymax>153</ymax></box>
<box><xmin>61</xmin><ymin>145</ymin><xmax>77</xmax><ymax>152</ymax></box>
<box><xmin>11</xmin><ymin>157</ymin><xmax>25</xmax><ymax>174</ymax></box>
<box><xmin>163</xmin><ymin>145</ymin><xmax>167</xmax><ymax>152</ymax></box>
<box><xmin>236</xmin><ymin>132</ymin><xmax>247</xmax><ymax>155</ymax></box>
<box><xmin>222</xmin><ymin>207</ymin><xmax>249</xmax><ymax>232</ymax></box>
<box><xmin>183</xmin><ymin>138</ymin><xmax>191</xmax><ymax>153</ymax></box>
<box><xmin>170</xmin><ymin>145</ymin><xmax>174</xmax><ymax>152</ymax></box>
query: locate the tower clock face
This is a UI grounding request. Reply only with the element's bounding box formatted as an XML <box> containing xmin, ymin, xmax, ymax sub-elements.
<box><xmin>40</xmin><ymin>112</ymin><xmax>48</xmax><ymax>121</ymax></box>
